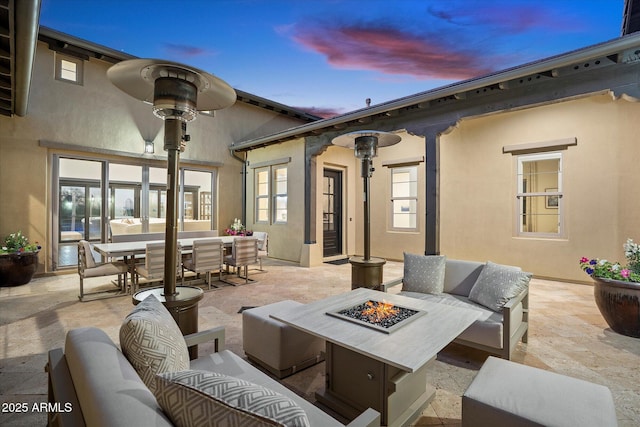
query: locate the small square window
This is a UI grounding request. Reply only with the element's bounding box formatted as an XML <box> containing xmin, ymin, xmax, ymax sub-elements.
<box><xmin>55</xmin><ymin>54</ymin><xmax>83</xmax><ymax>85</ymax></box>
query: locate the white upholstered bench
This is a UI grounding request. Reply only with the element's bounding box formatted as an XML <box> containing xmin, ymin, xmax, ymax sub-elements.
<box><xmin>462</xmin><ymin>356</ymin><xmax>618</xmax><ymax>427</ymax></box>
<box><xmin>242</xmin><ymin>300</ymin><xmax>325</xmax><ymax>378</ymax></box>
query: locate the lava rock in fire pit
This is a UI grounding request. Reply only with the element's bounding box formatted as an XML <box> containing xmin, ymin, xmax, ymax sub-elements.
<box><xmin>337</xmin><ymin>300</ymin><xmax>419</xmax><ymax>329</ymax></box>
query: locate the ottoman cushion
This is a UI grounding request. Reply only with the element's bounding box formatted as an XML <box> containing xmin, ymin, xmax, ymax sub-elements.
<box><xmin>243</xmin><ymin>300</ymin><xmax>324</xmax><ymax>378</ymax></box>
<box><xmin>462</xmin><ymin>356</ymin><xmax>618</xmax><ymax>427</ymax></box>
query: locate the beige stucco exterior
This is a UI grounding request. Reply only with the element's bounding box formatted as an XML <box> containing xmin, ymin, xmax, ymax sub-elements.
<box><xmin>439</xmin><ymin>92</ymin><xmax>640</xmax><ymax>282</ymax></box>
<box><xmin>0</xmin><ymin>41</ymin><xmax>309</xmax><ymax>274</ymax></box>
<box><xmin>241</xmin><ymin>92</ymin><xmax>639</xmax><ymax>283</ymax></box>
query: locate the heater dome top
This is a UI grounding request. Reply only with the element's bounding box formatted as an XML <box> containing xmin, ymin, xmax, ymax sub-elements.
<box><xmin>332</xmin><ymin>130</ymin><xmax>401</xmax><ymax>149</ymax></box>
<box><xmin>107</xmin><ymin>58</ymin><xmax>236</xmax><ymax>111</ymax></box>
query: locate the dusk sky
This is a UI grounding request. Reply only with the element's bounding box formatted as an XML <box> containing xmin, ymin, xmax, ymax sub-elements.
<box><xmin>39</xmin><ymin>0</ymin><xmax>625</xmax><ymax>118</ymax></box>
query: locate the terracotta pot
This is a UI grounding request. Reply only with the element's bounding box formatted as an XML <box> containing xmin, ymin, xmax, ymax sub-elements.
<box><xmin>0</xmin><ymin>251</ymin><xmax>39</xmax><ymax>286</ymax></box>
<box><xmin>593</xmin><ymin>276</ymin><xmax>640</xmax><ymax>338</ymax></box>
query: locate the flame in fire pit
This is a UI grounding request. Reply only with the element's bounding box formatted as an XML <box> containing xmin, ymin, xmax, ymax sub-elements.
<box><xmin>361</xmin><ymin>300</ymin><xmax>399</xmax><ymax>323</ymax></box>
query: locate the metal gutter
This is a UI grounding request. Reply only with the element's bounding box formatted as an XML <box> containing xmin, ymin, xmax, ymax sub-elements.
<box><xmin>14</xmin><ymin>0</ymin><xmax>41</xmax><ymax>116</ymax></box>
<box><xmin>231</xmin><ymin>32</ymin><xmax>640</xmax><ymax>152</ymax></box>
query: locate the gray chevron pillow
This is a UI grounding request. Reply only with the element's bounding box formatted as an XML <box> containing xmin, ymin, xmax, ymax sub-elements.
<box><xmin>155</xmin><ymin>370</ymin><xmax>310</xmax><ymax>427</ymax></box>
<box><xmin>402</xmin><ymin>253</ymin><xmax>446</xmax><ymax>294</ymax></box>
<box><xmin>120</xmin><ymin>294</ymin><xmax>190</xmax><ymax>394</ymax></box>
<box><xmin>469</xmin><ymin>261</ymin><xmax>532</xmax><ymax>312</ymax></box>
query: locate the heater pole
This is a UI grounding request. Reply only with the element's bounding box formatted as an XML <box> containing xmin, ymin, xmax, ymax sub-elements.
<box><xmin>362</xmin><ymin>157</ymin><xmax>371</xmax><ymax>261</ymax></box>
<box><xmin>163</xmin><ymin>118</ymin><xmax>183</xmax><ymax>297</ymax></box>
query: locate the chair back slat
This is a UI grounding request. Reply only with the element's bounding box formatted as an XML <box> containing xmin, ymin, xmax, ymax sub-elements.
<box><xmin>78</xmin><ymin>240</ymin><xmax>96</xmax><ymax>271</ymax></box>
<box><xmin>232</xmin><ymin>238</ymin><xmax>258</xmax><ymax>265</ymax></box>
<box><xmin>192</xmin><ymin>239</ymin><xmax>224</xmax><ymax>272</ymax></box>
<box><xmin>144</xmin><ymin>242</ymin><xmax>181</xmax><ymax>279</ymax></box>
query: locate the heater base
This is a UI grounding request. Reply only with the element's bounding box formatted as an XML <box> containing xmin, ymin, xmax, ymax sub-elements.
<box><xmin>349</xmin><ymin>256</ymin><xmax>385</xmax><ymax>290</ymax></box>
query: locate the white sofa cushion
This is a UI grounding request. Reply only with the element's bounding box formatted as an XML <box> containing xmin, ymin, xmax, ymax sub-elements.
<box><xmin>64</xmin><ymin>327</ymin><xmax>173</xmax><ymax>427</ymax></box>
<box><xmin>469</xmin><ymin>261</ymin><xmax>531</xmax><ymax>312</ymax></box>
<box><xmin>120</xmin><ymin>294</ymin><xmax>190</xmax><ymax>394</ymax></box>
<box><xmin>155</xmin><ymin>370</ymin><xmax>310</xmax><ymax>427</ymax></box>
<box><xmin>402</xmin><ymin>253</ymin><xmax>446</xmax><ymax>294</ymax></box>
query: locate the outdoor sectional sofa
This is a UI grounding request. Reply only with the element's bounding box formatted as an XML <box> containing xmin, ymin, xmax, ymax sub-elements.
<box><xmin>46</xmin><ymin>295</ymin><xmax>380</xmax><ymax>427</ymax></box>
<box><xmin>382</xmin><ymin>255</ymin><xmax>531</xmax><ymax>360</ymax></box>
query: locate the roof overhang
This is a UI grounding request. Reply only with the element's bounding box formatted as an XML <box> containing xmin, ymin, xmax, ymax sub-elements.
<box><xmin>231</xmin><ymin>32</ymin><xmax>640</xmax><ymax>153</ymax></box>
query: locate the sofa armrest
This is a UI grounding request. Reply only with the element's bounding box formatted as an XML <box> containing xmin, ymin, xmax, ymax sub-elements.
<box><xmin>346</xmin><ymin>408</ymin><xmax>381</xmax><ymax>427</ymax></box>
<box><xmin>380</xmin><ymin>277</ymin><xmax>403</xmax><ymax>293</ymax></box>
<box><xmin>503</xmin><ymin>287</ymin><xmax>528</xmax><ymax>316</ymax></box>
<box><xmin>184</xmin><ymin>326</ymin><xmax>225</xmax><ymax>352</ymax></box>
<box><xmin>502</xmin><ymin>287</ymin><xmax>529</xmax><ymax>358</ymax></box>
<box><xmin>46</xmin><ymin>348</ymin><xmax>85</xmax><ymax>427</ymax></box>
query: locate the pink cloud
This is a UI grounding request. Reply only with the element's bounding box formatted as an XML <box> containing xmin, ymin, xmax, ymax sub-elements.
<box><xmin>294</xmin><ymin>105</ymin><xmax>345</xmax><ymax>119</ymax></box>
<box><xmin>163</xmin><ymin>43</ymin><xmax>211</xmax><ymax>58</ymax></box>
<box><xmin>293</xmin><ymin>25</ymin><xmax>492</xmax><ymax>80</ymax></box>
<box><xmin>428</xmin><ymin>3</ymin><xmax>584</xmax><ymax>34</ymax></box>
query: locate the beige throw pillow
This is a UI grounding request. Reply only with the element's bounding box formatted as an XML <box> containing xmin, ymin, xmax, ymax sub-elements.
<box><xmin>155</xmin><ymin>370</ymin><xmax>310</xmax><ymax>427</ymax></box>
<box><xmin>402</xmin><ymin>253</ymin><xmax>447</xmax><ymax>294</ymax></box>
<box><xmin>119</xmin><ymin>294</ymin><xmax>190</xmax><ymax>393</ymax></box>
<box><xmin>469</xmin><ymin>261</ymin><xmax>532</xmax><ymax>312</ymax></box>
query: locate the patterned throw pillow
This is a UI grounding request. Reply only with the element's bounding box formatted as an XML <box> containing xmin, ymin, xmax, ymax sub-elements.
<box><xmin>468</xmin><ymin>261</ymin><xmax>532</xmax><ymax>312</ymax></box>
<box><xmin>155</xmin><ymin>370</ymin><xmax>311</xmax><ymax>427</ymax></box>
<box><xmin>402</xmin><ymin>253</ymin><xmax>447</xmax><ymax>294</ymax></box>
<box><xmin>119</xmin><ymin>294</ymin><xmax>190</xmax><ymax>393</ymax></box>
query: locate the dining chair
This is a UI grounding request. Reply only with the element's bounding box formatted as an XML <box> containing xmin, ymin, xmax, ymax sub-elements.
<box><xmin>223</xmin><ymin>237</ymin><xmax>258</xmax><ymax>285</ymax></box>
<box><xmin>252</xmin><ymin>231</ymin><xmax>269</xmax><ymax>271</ymax></box>
<box><xmin>181</xmin><ymin>238</ymin><xmax>224</xmax><ymax>290</ymax></box>
<box><xmin>133</xmin><ymin>242</ymin><xmax>181</xmax><ymax>292</ymax></box>
<box><xmin>77</xmin><ymin>240</ymin><xmax>128</xmax><ymax>301</ymax></box>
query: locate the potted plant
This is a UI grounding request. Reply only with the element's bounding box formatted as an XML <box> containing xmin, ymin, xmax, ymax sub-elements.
<box><xmin>0</xmin><ymin>231</ymin><xmax>41</xmax><ymax>287</ymax></box>
<box><xmin>579</xmin><ymin>238</ymin><xmax>640</xmax><ymax>338</ymax></box>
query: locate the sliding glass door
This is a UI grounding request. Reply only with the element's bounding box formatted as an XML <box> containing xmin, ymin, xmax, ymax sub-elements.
<box><xmin>53</xmin><ymin>156</ymin><xmax>217</xmax><ymax>270</ymax></box>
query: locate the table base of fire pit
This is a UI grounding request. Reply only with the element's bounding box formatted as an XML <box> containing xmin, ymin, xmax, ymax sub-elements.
<box><xmin>316</xmin><ymin>342</ymin><xmax>434</xmax><ymax>427</ymax></box>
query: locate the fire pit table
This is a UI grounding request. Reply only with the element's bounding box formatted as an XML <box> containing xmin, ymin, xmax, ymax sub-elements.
<box><xmin>271</xmin><ymin>288</ymin><xmax>481</xmax><ymax>427</ymax></box>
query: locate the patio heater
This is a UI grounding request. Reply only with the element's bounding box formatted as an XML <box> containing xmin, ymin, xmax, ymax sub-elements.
<box><xmin>107</xmin><ymin>59</ymin><xmax>235</xmax><ymax>356</ymax></box>
<box><xmin>332</xmin><ymin>130</ymin><xmax>401</xmax><ymax>289</ymax></box>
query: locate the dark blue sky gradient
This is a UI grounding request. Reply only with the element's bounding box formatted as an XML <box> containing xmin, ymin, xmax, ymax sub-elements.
<box><xmin>40</xmin><ymin>0</ymin><xmax>625</xmax><ymax>117</ymax></box>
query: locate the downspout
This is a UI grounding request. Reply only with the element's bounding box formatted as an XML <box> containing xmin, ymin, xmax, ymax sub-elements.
<box><xmin>14</xmin><ymin>0</ymin><xmax>41</xmax><ymax>117</ymax></box>
<box><xmin>229</xmin><ymin>148</ymin><xmax>247</xmax><ymax>227</ymax></box>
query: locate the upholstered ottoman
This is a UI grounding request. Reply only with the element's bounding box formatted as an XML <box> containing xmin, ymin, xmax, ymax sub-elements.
<box><xmin>242</xmin><ymin>300</ymin><xmax>325</xmax><ymax>378</ymax></box>
<box><xmin>462</xmin><ymin>356</ymin><xmax>618</xmax><ymax>427</ymax></box>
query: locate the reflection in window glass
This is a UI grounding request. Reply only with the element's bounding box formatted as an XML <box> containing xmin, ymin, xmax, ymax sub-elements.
<box><xmin>274</xmin><ymin>167</ymin><xmax>287</xmax><ymax>223</ymax></box>
<box><xmin>390</xmin><ymin>166</ymin><xmax>417</xmax><ymax>230</ymax></box>
<box><xmin>517</xmin><ymin>153</ymin><xmax>562</xmax><ymax>235</ymax></box>
<box><xmin>255</xmin><ymin>168</ymin><xmax>269</xmax><ymax>223</ymax></box>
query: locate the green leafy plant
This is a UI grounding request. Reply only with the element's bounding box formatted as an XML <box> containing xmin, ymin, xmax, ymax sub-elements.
<box><xmin>0</xmin><ymin>231</ymin><xmax>41</xmax><ymax>255</ymax></box>
<box><xmin>580</xmin><ymin>238</ymin><xmax>640</xmax><ymax>282</ymax></box>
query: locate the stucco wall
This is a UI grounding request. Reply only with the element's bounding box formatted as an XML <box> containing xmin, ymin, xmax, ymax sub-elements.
<box><xmin>311</xmin><ymin>132</ymin><xmax>425</xmax><ymax>266</ymax></box>
<box><xmin>0</xmin><ymin>41</ymin><xmax>308</xmax><ymax>273</ymax></box>
<box><xmin>439</xmin><ymin>93</ymin><xmax>640</xmax><ymax>282</ymax></box>
<box><xmin>244</xmin><ymin>139</ymin><xmax>306</xmax><ymax>264</ymax></box>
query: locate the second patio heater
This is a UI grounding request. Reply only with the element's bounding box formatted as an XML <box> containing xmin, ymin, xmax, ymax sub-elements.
<box><xmin>333</xmin><ymin>130</ymin><xmax>401</xmax><ymax>289</ymax></box>
<box><xmin>108</xmin><ymin>59</ymin><xmax>235</xmax><ymax>356</ymax></box>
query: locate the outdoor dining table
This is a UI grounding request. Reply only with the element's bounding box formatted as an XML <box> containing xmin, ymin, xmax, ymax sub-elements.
<box><xmin>92</xmin><ymin>236</ymin><xmax>237</xmax><ymax>293</ymax></box>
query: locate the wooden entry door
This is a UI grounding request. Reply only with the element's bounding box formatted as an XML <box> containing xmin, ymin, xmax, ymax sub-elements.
<box><xmin>323</xmin><ymin>169</ymin><xmax>343</xmax><ymax>257</ymax></box>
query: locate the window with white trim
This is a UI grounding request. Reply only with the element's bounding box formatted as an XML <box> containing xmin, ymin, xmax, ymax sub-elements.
<box><xmin>255</xmin><ymin>168</ymin><xmax>269</xmax><ymax>223</ymax></box>
<box><xmin>517</xmin><ymin>152</ymin><xmax>563</xmax><ymax>236</ymax></box>
<box><xmin>390</xmin><ymin>165</ymin><xmax>418</xmax><ymax>230</ymax></box>
<box><xmin>273</xmin><ymin>166</ymin><xmax>288</xmax><ymax>223</ymax></box>
<box><xmin>254</xmin><ymin>164</ymin><xmax>288</xmax><ymax>224</ymax></box>
<box><xmin>55</xmin><ymin>54</ymin><xmax>83</xmax><ymax>85</ymax></box>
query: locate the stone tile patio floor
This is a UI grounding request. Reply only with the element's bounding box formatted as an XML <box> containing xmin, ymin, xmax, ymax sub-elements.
<box><xmin>1</xmin><ymin>258</ymin><xmax>638</xmax><ymax>426</ymax></box>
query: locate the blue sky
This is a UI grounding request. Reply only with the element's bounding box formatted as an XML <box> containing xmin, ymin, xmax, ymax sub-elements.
<box><xmin>39</xmin><ymin>0</ymin><xmax>625</xmax><ymax>117</ymax></box>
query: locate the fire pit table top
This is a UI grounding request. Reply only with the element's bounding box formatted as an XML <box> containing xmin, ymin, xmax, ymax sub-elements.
<box><xmin>271</xmin><ymin>288</ymin><xmax>481</xmax><ymax>372</ymax></box>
